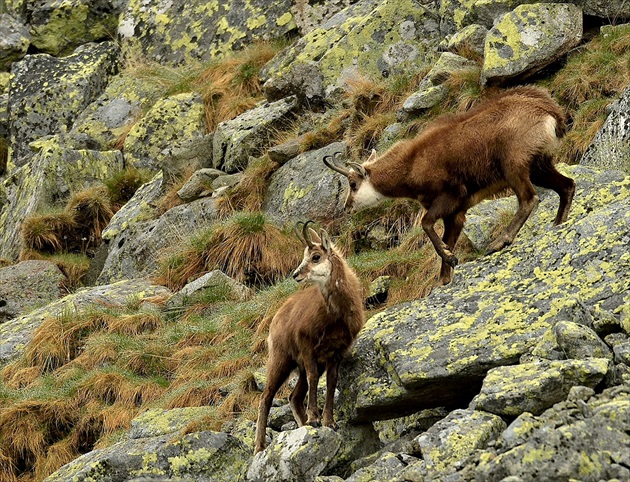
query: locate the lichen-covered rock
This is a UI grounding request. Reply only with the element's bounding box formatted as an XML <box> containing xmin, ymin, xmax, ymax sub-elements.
<box><xmin>45</xmin><ymin>430</ymin><xmax>250</xmax><ymax>481</ymax></box>
<box><xmin>166</xmin><ymin>269</ymin><xmax>253</xmax><ymax>308</ymax></box>
<box><xmin>0</xmin><ymin>14</ymin><xmax>30</xmax><ymax>70</ymax></box>
<box><xmin>0</xmin><ymin>260</ymin><xmax>65</xmax><ymax>322</ymax></box>
<box><xmin>291</xmin><ymin>0</ymin><xmax>355</xmax><ymax>35</ymax></box>
<box><xmin>345</xmin><ymin>452</ymin><xmax>416</xmax><ymax>482</ymax></box>
<box><xmin>581</xmin><ymin>83</ymin><xmax>630</xmax><ymax>174</ymax></box>
<box><xmin>68</xmin><ymin>73</ymin><xmax>162</xmax><ymax>151</ymax></box>
<box><xmin>324</xmin><ymin>422</ymin><xmax>381</xmax><ymax>477</ymax></box>
<box><xmin>446</xmin><ymin>23</ymin><xmax>487</xmax><ymax>58</ymax></box>
<box><xmin>97</xmin><ymin>196</ymin><xmax>218</xmax><ymax>284</ymax></box>
<box><xmin>337</xmin><ymin>165</ymin><xmax>630</xmax><ymax>423</ymax></box>
<box><xmin>373</xmin><ymin>408</ymin><xmax>448</xmax><ymax>445</ymax></box>
<box><xmin>118</xmin><ymin>0</ymin><xmax>297</xmax><ymax>65</ymax></box>
<box><xmin>247</xmin><ymin>426</ymin><xmax>342</xmax><ymax>482</ymax></box>
<box><xmin>263</xmin><ymin>142</ymin><xmax>347</xmax><ymax>224</ymax></box>
<box><xmin>0</xmin><ymin>137</ymin><xmax>124</xmax><ymax>260</ymax></box>
<box><xmin>124</xmin><ymin>92</ymin><xmax>206</xmax><ymax>172</ymax></box>
<box><xmin>28</xmin><ymin>0</ymin><xmax>120</xmax><ymax>56</ymax></box>
<box><xmin>473</xmin><ymin>358</ymin><xmax>610</xmax><ymax>416</ymax></box>
<box><xmin>263</xmin><ymin>0</ymin><xmax>442</xmax><ymax>104</ymax></box>
<box><xmin>399</xmin><ymin>52</ymin><xmax>477</xmax><ymax>120</ymax></box>
<box><xmin>532</xmin><ymin>320</ymin><xmax>613</xmax><ymax>361</ymax></box>
<box><xmin>481</xmin><ymin>3</ymin><xmax>582</xmax><ymax>85</ymax></box>
<box><xmin>401</xmin><ymin>409</ymin><xmax>505</xmax><ymax>479</ymax></box>
<box><xmin>0</xmin><ymin>278</ymin><xmax>171</xmax><ymax>363</ymax></box>
<box><xmin>365</xmin><ymin>275</ymin><xmax>391</xmax><ymax>308</ymax></box>
<box><xmin>476</xmin><ymin>385</ymin><xmax>630</xmax><ymax>481</ymax></box>
<box><xmin>7</xmin><ymin>42</ymin><xmax>120</xmax><ymax>168</ymax></box>
<box><xmin>212</xmin><ymin>96</ymin><xmax>298</xmax><ymax>173</ymax></box>
<box><xmin>129</xmin><ymin>407</ymin><xmax>216</xmax><ymax>439</ymax></box>
<box><xmin>177</xmin><ymin>168</ymin><xmax>225</xmax><ymax>202</ymax></box>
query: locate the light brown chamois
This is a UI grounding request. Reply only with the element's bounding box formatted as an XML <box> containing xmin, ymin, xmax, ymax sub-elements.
<box><xmin>254</xmin><ymin>221</ymin><xmax>365</xmax><ymax>454</ymax></box>
<box><xmin>324</xmin><ymin>86</ymin><xmax>575</xmax><ymax>285</ymax></box>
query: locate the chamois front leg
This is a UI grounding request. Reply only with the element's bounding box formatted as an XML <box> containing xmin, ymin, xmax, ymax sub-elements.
<box><xmin>303</xmin><ymin>356</ymin><xmax>322</xmax><ymax>426</ymax></box>
<box><xmin>438</xmin><ymin>211</ymin><xmax>466</xmax><ymax>285</ymax></box>
<box><xmin>422</xmin><ymin>204</ymin><xmax>459</xmax><ymax>269</ymax></box>
<box><xmin>322</xmin><ymin>359</ymin><xmax>339</xmax><ymax>429</ymax></box>
<box><xmin>289</xmin><ymin>368</ymin><xmax>308</xmax><ymax>427</ymax></box>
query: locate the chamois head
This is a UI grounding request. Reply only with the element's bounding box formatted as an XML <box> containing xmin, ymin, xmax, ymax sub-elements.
<box><xmin>324</xmin><ymin>151</ymin><xmax>385</xmax><ymax>212</ymax></box>
<box><xmin>293</xmin><ymin>221</ymin><xmax>334</xmax><ymax>287</ymax></box>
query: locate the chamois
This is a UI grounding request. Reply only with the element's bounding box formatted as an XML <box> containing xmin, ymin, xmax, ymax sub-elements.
<box><xmin>324</xmin><ymin>86</ymin><xmax>575</xmax><ymax>285</ymax></box>
<box><xmin>254</xmin><ymin>221</ymin><xmax>364</xmax><ymax>454</ymax></box>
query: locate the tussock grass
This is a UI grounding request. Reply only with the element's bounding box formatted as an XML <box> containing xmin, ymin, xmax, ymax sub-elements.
<box><xmin>104</xmin><ymin>167</ymin><xmax>152</xmax><ymax>210</ymax></box>
<box><xmin>21</xmin><ymin>211</ymin><xmax>77</xmax><ymax>254</ymax></box>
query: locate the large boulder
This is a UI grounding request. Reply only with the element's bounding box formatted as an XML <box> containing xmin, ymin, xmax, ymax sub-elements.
<box><xmin>0</xmin><ymin>14</ymin><xmax>30</xmax><ymax>70</ymax></box>
<box><xmin>118</xmin><ymin>0</ymin><xmax>297</xmax><ymax>65</ymax></box>
<box><xmin>28</xmin><ymin>0</ymin><xmax>120</xmax><ymax>56</ymax></box>
<box><xmin>97</xmin><ymin>196</ymin><xmax>218</xmax><ymax>284</ymax></box>
<box><xmin>212</xmin><ymin>96</ymin><xmax>298</xmax><ymax>173</ymax></box>
<box><xmin>68</xmin><ymin>73</ymin><xmax>162</xmax><ymax>151</ymax></box>
<box><xmin>0</xmin><ymin>260</ymin><xmax>65</xmax><ymax>322</ymax></box>
<box><xmin>581</xmin><ymin>82</ymin><xmax>630</xmax><ymax>174</ymax></box>
<box><xmin>481</xmin><ymin>3</ymin><xmax>583</xmax><ymax>85</ymax></box>
<box><xmin>337</xmin><ymin>165</ymin><xmax>630</xmax><ymax>423</ymax></box>
<box><xmin>0</xmin><ymin>278</ymin><xmax>171</xmax><ymax>363</ymax></box>
<box><xmin>45</xmin><ymin>430</ymin><xmax>250</xmax><ymax>481</ymax></box>
<box><xmin>123</xmin><ymin>92</ymin><xmax>207</xmax><ymax>172</ymax></box>
<box><xmin>262</xmin><ymin>0</ymin><xmax>443</xmax><ymax>104</ymax></box>
<box><xmin>476</xmin><ymin>385</ymin><xmax>630</xmax><ymax>481</ymax></box>
<box><xmin>263</xmin><ymin>142</ymin><xmax>347</xmax><ymax>224</ymax></box>
<box><xmin>7</xmin><ymin>42</ymin><xmax>120</xmax><ymax>168</ymax></box>
<box><xmin>0</xmin><ymin>137</ymin><xmax>123</xmax><ymax>260</ymax></box>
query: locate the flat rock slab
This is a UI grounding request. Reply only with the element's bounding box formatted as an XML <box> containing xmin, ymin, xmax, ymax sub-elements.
<box><xmin>337</xmin><ymin>166</ymin><xmax>630</xmax><ymax>422</ymax></box>
<box><xmin>0</xmin><ymin>279</ymin><xmax>171</xmax><ymax>364</ymax></box>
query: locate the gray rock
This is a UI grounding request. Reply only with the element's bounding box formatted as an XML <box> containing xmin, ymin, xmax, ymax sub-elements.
<box><xmin>98</xmin><ymin>196</ymin><xmax>218</xmax><ymax>284</ymax></box>
<box><xmin>532</xmin><ymin>321</ymin><xmax>612</xmax><ymax>361</ymax></box>
<box><xmin>166</xmin><ymin>270</ymin><xmax>253</xmax><ymax>308</ymax></box>
<box><xmin>213</xmin><ymin>96</ymin><xmax>298</xmax><ymax>173</ymax></box>
<box><xmin>0</xmin><ymin>260</ymin><xmax>65</xmax><ymax>322</ymax></box>
<box><xmin>613</xmin><ymin>341</ymin><xmax>630</xmax><ymax>366</ymax></box>
<box><xmin>212</xmin><ymin>173</ymin><xmax>244</xmax><ymax>190</ymax></box>
<box><xmin>7</xmin><ymin>42</ymin><xmax>120</xmax><ymax>167</ymax></box>
<box><xmin>0</xmin><ymin>279</ymin><xmax>171</xmax><ymax>363</ymax></box>
<box><xmin>581</xmin><ymin>84</ymin><xmax>630</xmax><ymax>174</ymax></box>
<box><xmin>45</xmin><ymin>431</ymin><xmax>250</xmax><ymax>481</ymax></box>
<box><xmin>268</xmin><ymin>136</ymin><xmax>304</xmax><ymax>165</ymax></box>
<box><xmin>128</xmin><ymin>407</ymin><xmax>215</xmax><ymax>439</ymax></box>
<box><xmin>399</xmin><ymin>53</ymin><xmax>476</xmax><ymax>119</ymax></box>
<box><xmin>0</xmin><ymin>14</ymin><xmax>30</xmax><ymax>70</ymax></box>
<box><xmin>263</xmin><ymin>142</ymin><xmax>347</xmax><ymax>224</ymax></box>
<box><xmin>118</xmin><ymin>0</ymin><xmax>297</xmax><ymax>65</ymax></box>
<box><xmin>247</xmin><ymin>426</ymin><xmax>342</xmax><ymax>482</ymax></box>
<box><xmin>0</xmin><ymin>138</ymin><xmax>124</xmax><ymax>260</ymax></box>
<box><xmin>324</xmin><ymin>422</ymin><xmax>381</xmax><ymax>478</ymax></box>
<box><xmin>473</xmin><ymin>358</ymin><xmax>610</xmax><ymax>417</ymax></box>
<box><xmin>365</xmin><ymin>276</ymin><xmax>391</xmax><ymax>308</ymax></box>
<box><xmin>373</xmin><ymin>408</ymin><xmax>448</xmax><ymax>445</ymax></box>
<box><xmin>411</xmin><ymin>409</ymin><xmax>505</xmax><ymax>473</ymax></box>
<box><xmin>345</xmin><ymin>452</ymin><xmax>415</xmax><ymax>482</ymax></box>
<box><xmin>476</xmin><ymin>385</ymin><xmax>630</xmax><ymax>481</ymax></box>
<box><xmin>446</xmin><ymin>24</ymin><xmax>487</xmax><ymax>59</ymax></box>
<box><xmin>124</xmin><ymin>93</ymin><xmax>206</xmax><ymax>172</ymax></box>
<box><xmin>177</xmin><ymin>168</ymin><xmax>225</xmax><ymax>202</ymax></box>
<box><xmin>481</xmin><ymin>3</ymin><xmax>582</xmax><ymax>85</ymax></box>
<box><xmin>337</xmin><ymin>166</ymin><xmax>630</xmax><ymax>423</ymax></box>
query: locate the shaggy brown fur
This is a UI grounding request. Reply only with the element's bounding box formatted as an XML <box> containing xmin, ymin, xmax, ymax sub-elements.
<box><xmin>328</xmin><ymin>86</ymin><xmax>575</xmax><ymax>285</ymax></box>
<box><xmin>254</xmin><ymin>224</ymin><xmax>364</xmax><ymax>454</ymax></box>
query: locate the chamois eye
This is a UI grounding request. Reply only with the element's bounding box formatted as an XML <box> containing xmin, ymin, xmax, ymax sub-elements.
<box><xmin>312</xmin><ymin>254</ymin><xmax>321</xmax><ymax>263</ymax></box>
<box><xmin>349</xmin><ymin>181</ymin><xmax>357</xmax><ymax>190</ymax></box>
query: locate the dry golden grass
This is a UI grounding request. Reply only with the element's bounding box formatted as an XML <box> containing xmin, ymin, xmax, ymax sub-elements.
<box><xmin>217</xmin><ymin>156</ymin><xmax>279</xmax><ymax>217</ymax></box>
<box><xmin>155</xmin><ymin>167</ymin><xmax>196</xmax><ymax>215</ymax></box>
<box><xmin>104</xmin><ymin>167</ymin><xmax>151</xmax><ymax>210</ymax></box>
<box><xmin>20</xmin><ymin>211</ymin><xmax>76</xmax><ymax>254</ymax></box>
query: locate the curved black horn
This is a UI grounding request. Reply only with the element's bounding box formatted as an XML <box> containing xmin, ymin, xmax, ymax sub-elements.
<box><xmin>302</xmin><ymin>220</ymin><xmax>316</xmax><ymax>248</ymax></box>
<box><xmin>348</xmin><ymin>162</ymin><xmax>367</xmax><ymax>178</ymax></box>
<box><xmin>295</xmin><ymin>221</ymin><xmax>306</xmax><ymax>244</ymax></box>
<box><xmin>323</xmin><ymin>153</ymin><xmax>350</xmax><ymax>177</ymax></box>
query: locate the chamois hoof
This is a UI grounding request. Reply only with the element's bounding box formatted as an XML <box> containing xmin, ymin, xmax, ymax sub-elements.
<box><xmin>446</xmin><ymin>254</ymin><xmax>458</xmax><ymax>268</ymax></box>
<box><xmin>323</xmin><ymin>420</ymin><xmax>338</xmax><ymax>430</ymax></box>
<box><xmin>306</xmin><ymin>419</ymin><xmax>321</xmax><ymax>428</ymax></box>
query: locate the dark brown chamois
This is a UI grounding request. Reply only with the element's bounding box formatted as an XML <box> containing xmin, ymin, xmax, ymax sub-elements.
<box><xmin>254</xmin><ymin>221</ymin><xmax>364</xmax><ymax>454</ymax></box>
<box><xmin>324</xmin><ymin>86</ymin><xmax>575</xmax><ymax>285</ymax></box>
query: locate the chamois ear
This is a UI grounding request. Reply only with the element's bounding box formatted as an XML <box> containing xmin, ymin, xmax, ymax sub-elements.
<box><xmin>308</xmin><ymin>227</ymin><xmax>322</xmax><ymax>245</ymax></box>
<box><xmin>367</xmin><ymin>149</ymin><xmax>377</xmax><ymax>162</ymax></box>
<box><xmin>320</xmin><ymin>229</ymin><xmax>332</xmax><ymax>252</ymax></box>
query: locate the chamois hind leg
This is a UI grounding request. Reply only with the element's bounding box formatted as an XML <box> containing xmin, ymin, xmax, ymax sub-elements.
<box><xmin>530</xmin><ymin>156</ymin><xmax>575</xmax><ymax>225</ymax></box>
<box><xmin>322</xmin><ymin>359</ymin><xmax>339</xmax><ymax>429</ymax></box>
<box><xmin>487</xmin><ymin>163</ymin><xmax>539</xmax><ymax>254</ymax></box>
<box><xmin>439</xmin><ymin>211</ymin><xmax>467</xmax><ymax>285</ymax></box>
<box><xmin>289</xmin><ymin>368</ymin><xmax>308</xmax><ymax>427</ymax></box>
<box><xmin>304</xmin><ymin>355</ymin><xmax>322</xmax><ymax>426</ymax></box>
<box><xmin>421</xmin><ymin>196</ymin><xmax>460</xmax><ymax>269</ymax></box>
<box><xmin>254</xmin><ymin>354</ymin><xmax>293</xmax><ymax>454</ymax></box>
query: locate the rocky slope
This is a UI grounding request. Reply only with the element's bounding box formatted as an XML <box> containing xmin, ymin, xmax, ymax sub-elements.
<box><xmin>1</xmin><ymin>0</ymin><xmax>629</xmax><ymax>481</ymax></box>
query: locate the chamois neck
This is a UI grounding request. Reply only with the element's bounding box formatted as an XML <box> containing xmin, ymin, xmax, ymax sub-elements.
<box><xmin>321</xmin><ymin>251</ymin><xmax>360</xmax><ymax>318</ymax></box>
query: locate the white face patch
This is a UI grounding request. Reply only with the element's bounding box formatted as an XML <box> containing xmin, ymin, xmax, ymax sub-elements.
<box><xmin>349</xmin><ymin>178</ymin><xmax>388</xmax><ymax>211</ymax></box>
<box><xmin>307</xmin><ymin>259</ymin><xmax>332</xmax><ymax>286</ymax></box>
